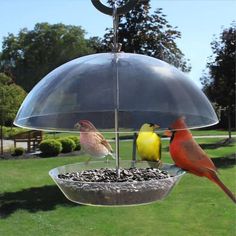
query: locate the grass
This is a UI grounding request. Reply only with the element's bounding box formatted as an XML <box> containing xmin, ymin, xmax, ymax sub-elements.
<box><xmin>0</xmin><ymin>138</ymin><xmax>236</xmax><ymax>236</ymax></box>
<box><xmin>191</xmin><ymin>129</ymin><xmax>236</xmax><ymax>136</ymax></box>
<box><xmin>44</xmin><ymin>129</ymin><xmax>236</xmax><ymax>140</ymax></box>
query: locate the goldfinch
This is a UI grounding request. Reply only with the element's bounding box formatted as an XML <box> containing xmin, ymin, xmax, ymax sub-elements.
<box><xmin>136</xmin><ymin>123</ymin><xmax>162</xmax><ymax>167</ymax></box>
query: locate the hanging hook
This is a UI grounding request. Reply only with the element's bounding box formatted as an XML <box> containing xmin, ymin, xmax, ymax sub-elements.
<box><xmin>91</xmin><ymin>0</ymin><xmax>139</xmax><ymax>16</ymax></box>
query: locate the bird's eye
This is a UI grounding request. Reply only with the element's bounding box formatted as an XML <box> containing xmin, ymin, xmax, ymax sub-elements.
<box><xmin>149</xmin><ymin>123</ymin><xmax>154</xmax><ymax>127</ymax></box>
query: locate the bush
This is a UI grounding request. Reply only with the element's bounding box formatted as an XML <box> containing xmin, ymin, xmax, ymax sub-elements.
<box><xmin>67</xmin><ymin>136</ymin><xmax>81</xmax><ymax>151</ymax></box>
<box><xmin>39</xmin><ymin>139</ymin><xmax>62</xmax><ymax>157</ymax></box>
<box><xmin>58</xmin><ymin>138</ymin><xmax>76</xmax><ymax>153</ymax></box>
<box><xmin>12</xmin><ymin>147</ymin><xmax>25</xmax><ymax>156</ymax></box>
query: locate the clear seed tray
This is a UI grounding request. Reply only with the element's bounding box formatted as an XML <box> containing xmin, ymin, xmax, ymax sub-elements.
<box><xmin>49</xmin><ymin>160</ymin><xmax>185</xmax><ymax>206</ymax></box>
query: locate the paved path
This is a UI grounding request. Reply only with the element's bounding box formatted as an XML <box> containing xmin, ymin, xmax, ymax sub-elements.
<box><xmin>2</xmin><ymin>139</ymin><xmax>27</xmax><ymax>150</ymax></box>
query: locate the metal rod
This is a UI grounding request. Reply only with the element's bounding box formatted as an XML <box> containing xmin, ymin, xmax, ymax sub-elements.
<box><xmin>115</xmin><ymin>108</ymin><xmax>120</xmax><ymax>177</ymax></box>
<box><xmin>112</xmin><ymin>2</ymin><xmax>118</xmax><ymax>52</ymax></box>
<box><xmin>131</xmin><ymin>132</ymin><xmax>138</xmax><ymax>167</ymax></box>
<box><xmin>112</xmin><ymin>1</ymin><xmax>120</xmax><ymax>177</ymax></box>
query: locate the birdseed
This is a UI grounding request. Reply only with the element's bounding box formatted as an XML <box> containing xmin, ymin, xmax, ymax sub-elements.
<box><xmin>58</xmin><ymin>167</ymin><xmax>171</xmax><ymax>183</ymax></box>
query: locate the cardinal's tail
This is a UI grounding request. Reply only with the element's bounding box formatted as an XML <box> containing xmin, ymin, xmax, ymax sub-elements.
<box><xmin>208</xmin><ymin>170</ymin><xmax>236</xmax><ymax>204</ymax></box>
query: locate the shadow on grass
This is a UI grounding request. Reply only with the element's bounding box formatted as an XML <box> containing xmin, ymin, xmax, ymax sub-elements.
<box><xmin>164</xmin><ymin>138</ymin><xmax>235</xmax><ymax>152</ymax></box>
<box><xmin>199</xmin><ymin>138</ymin><xmax>235</xmax><ymax>149</ymax></box>
<box><xmin>0</xmin><ymin>185</ymin><xmax>79</xmax><ymax>219</ymax></box>
<box><xmin>211</xmin><ymin>154</ymin><xmax>236</xmax><ymax>169</ymax></box>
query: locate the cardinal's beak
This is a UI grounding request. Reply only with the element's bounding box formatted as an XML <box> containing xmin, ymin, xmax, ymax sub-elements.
<box><xmin>163</xmin><ymin>129</ymin><xmax>172</xmax><ymax>137</ymax></box>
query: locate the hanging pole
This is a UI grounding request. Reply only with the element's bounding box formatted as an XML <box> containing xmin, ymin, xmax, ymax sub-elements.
<box><xmin>114</xmin><ymin>108</ymin><xmax>120</xmax><ymax>177</ymax></box>
<box><xmin>112</xmin><ymin>1</ymin><xmax>119</xmax><ymax>52</ymax></box>
<box><xmin>131</xmin><ymin>132</ymin><xmax>138</xmax><ymax>168</ymax></box>
<box><xmin>112</xmin><ymin>1</ymin><xmax>120</xmax><ymax>177</ymax></box>
<box><xmin>91</xmin><ymin>0</ymin><xmax>139</xmax><ymax>177</ymax></box>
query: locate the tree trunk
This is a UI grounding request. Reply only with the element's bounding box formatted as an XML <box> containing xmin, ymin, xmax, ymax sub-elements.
<box><xmin>0</xmin><ymin>124</ymin><xmax>3</xmax><ymax>155</ymax></box>
<box><xmin>227</xmin><ymin>107</ymin><xmax>232</xmax><ymax>140</ymax></box>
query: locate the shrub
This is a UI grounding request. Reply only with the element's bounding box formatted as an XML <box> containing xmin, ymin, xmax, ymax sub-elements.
<box><xmin>67</xmin><ymin>136</ymin><xmax>81</xmax><ymax>151</ymax></box>
<box><xmin>39</xmin><ymin>139</ymin><xmax>62</xmax><ymax>157</ymax></box>
<box><xmin>2</xmin><ymin>126</ymin><xmax>27</xmax><ymax>139</ymax></box>
<box><xmin>58</xmin><ymin>138</ymin><xmax>76</xmax><ymax>153</ymax></box>
<box><xmin>12</xmin><ymin>147</ymin><xmax>25</xmax><ymax>156</ymax></box>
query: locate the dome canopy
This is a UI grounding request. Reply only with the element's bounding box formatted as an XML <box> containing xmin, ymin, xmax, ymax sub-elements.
<box><xmin>14</xmin><ymin>53</ymin><xmax>218</xmax><ymax>132</ymax></box>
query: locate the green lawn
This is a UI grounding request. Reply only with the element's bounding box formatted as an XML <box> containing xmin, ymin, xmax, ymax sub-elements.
<box><xmin>0</xmin><ymin>138</ymin><xmax>236</xmax><ymax>236</ymax></box>
<box><xmin>3</xmin><ymin>126</ymin><xmax>235</xmax><ymax>143</ymax></box>
<box><xmin>44</xmin><ymin>129</ymin><xmax>236</xmax><ymax>140</ymax></box>
<box><xmin>191</xmin><ymin>129</ymin><xmax>236</xmax><ymax>136</ymax></box>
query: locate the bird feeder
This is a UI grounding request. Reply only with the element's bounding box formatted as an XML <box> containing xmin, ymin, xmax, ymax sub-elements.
<box><xmin>14</xmin><ymin>0</ymin><xmax>218</xmax><ymax>206</ymax></box>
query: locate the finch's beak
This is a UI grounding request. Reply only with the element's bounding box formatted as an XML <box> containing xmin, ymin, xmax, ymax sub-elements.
<box><xmin>74</xmin><ymin>122</ymin><xmax>81</xmax><ymax>130</ymax></box>
<box><xmin>153</xmin><ymin>124</ymin><xmax>160</xmax><ymax>129</ymax></box>
<box><xmin>163</xmin><ymin>129</ymin><xmax>172</xmax><ymax>137</ymax></box>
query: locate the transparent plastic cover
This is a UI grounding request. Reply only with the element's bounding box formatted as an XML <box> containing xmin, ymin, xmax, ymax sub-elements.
<box><xmin>14</xmin><ymin>53</ymin><xmax>218</xmax><ymax>132</ymax></box>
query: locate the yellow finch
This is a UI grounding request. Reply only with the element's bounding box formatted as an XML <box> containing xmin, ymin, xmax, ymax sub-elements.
<box><xmin>136</xmin><ymin>123</ymin><xmax>162</xmax><ymax>167</ymax></box>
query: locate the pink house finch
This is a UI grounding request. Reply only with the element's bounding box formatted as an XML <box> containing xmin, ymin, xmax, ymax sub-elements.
<box><xmin>74</xmin><ymin>120</ymin><xmax>115</xmax><ymax>162</ymax></box>
<box><xmin>164</xmin><ymin>117</ymin><xmax>236</xmax><ymax>204</ymax></box>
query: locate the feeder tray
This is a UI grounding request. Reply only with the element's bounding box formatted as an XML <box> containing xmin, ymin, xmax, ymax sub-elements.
<box><xmin>49</xmin><ymin>161</ymin><xmax>185</xmax><ymax>206</ymax></box>
<box><xmin>14</xmin><ymin>0</ymin><xmax>218</xmax><ymax>206</ymax></box>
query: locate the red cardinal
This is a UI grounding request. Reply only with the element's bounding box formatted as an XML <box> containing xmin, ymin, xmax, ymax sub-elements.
<box><xmin>74</xmin><ymin>120</ymin><xmax>115</xmax><ymax>161</ymax></box>
<box><xmin>164</xmin><ymin>117</ymin><xmax>236</xmax><ymax>204</ymax></box>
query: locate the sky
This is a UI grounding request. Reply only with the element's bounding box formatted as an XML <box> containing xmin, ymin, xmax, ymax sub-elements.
<box><xmin>0</xmin><ymin>0</ymin><xmax>235</xmax><ymax>87</ymax></box>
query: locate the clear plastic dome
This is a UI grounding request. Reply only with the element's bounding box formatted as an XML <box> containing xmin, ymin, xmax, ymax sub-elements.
<box><xmin>14</xmin><ymin>52</ymin><xmax>218</xmax><ymax>132</ymax></box>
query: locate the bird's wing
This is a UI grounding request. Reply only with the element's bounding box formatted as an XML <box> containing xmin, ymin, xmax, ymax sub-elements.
<box><xmin>137</xmin><ymin>132</ymin><xmax>161</xmax><ymax>162</ymax></box>
<box><xmin>95</xmin><ymin>132</ymin><xmax>113</xmax><ymax>153</ymax></box>
<box><xmin>181</xmin><ymin>139</ymin><xmax>217</xmax><ymax>172</ymax></box>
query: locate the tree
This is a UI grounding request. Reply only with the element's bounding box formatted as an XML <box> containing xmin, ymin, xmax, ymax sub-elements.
<box><xmin>87</xmin><ymin>36</ymin><xmax>105</xmax><ymax>53</ymax></box>
<box><xmin>0</xmin><ymin>73</ymin><xmax>26</xmax><ymax>124</ymax></box>
<box><xmin>100</xmin><ymin>0</ymin><xmax>190</xmax><ymax>72</ymax></box>
<box><xmin>201</xmin><ymin>23</ymin><xmax>235</xmax><ymax>138</ymax></box>
<box><xmin>0</xmin><ymin>73</ymin><xmax>26</xmax><ymax>154</ymax></box>
<box><xmin>0</xmin><ymin>23</ymin><xmax>95</xmax><ymax>92</ymax></box>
